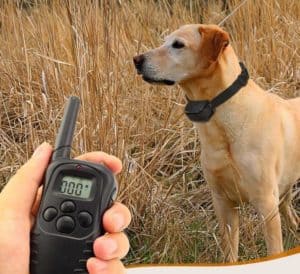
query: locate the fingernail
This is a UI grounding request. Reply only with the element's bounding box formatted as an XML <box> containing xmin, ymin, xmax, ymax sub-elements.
<box><xmin>111</xmin><ymin>212</ymin><xmax>125</xmax><ymax>231</ymax></box>
<box><xmin>32</xmin><ymin>142</ymin><xmax>49</xmax><ymax>158</ymax></box>
<box><xmin>99</xmin><ymin>238</ymin><xmax>118</xmax><ymax>255</ymax></box>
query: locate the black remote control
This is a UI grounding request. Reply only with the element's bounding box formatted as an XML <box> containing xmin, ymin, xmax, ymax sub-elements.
<box><xmin>30</xmin><ymin>96</ymin><xmax>117</xmax><ymax>274</ymax></box>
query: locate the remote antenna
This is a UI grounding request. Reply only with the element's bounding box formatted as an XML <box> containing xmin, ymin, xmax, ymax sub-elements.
<box><xmin>52</xmin><ymin>96</ymin><xmax>80</xmax><ymax>161</ymax></box>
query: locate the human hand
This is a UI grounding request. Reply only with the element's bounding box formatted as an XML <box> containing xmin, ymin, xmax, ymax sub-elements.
<box><xmin>0</xmin><ymin>142</ymin><xmax>131</xmax><ymax>274</ymax></box>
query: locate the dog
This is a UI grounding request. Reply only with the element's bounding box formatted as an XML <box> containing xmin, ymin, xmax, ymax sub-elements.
<box><xmin>133</xmin><ymin>24</ymin><xmax>299</xmax><ymax>262</ymax></box>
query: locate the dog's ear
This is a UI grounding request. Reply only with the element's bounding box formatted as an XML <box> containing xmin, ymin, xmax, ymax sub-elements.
<box><xmin>199</xmin><ymin>25</ymin><xmax>229</xmax><ymax>63</ymax></box>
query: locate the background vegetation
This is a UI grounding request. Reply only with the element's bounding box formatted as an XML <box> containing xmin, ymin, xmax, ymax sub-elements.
<box><xmin>0</xmin><ymin>0</ymin><xmax>299</xmax><ymax>264</ymax></box>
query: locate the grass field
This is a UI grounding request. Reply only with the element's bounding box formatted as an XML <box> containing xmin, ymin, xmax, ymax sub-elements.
<box><xmin>0</xmin><ymin>0</ymin><xmax>299</xmax><ymax>264</ymax></box>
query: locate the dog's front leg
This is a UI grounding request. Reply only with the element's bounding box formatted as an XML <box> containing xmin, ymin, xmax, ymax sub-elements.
<box><xmin>279</xmin><ymin>188</ymin><xmax>299</xmax><ymax>232</ymax></box>
<box><xmin>253</xmin><ymin>196</ymin><xmax>284</xmax><ymax>255</ymax></box>
<box><xmin>212</xmin><ymin>192</ymin><xmax>239</xmax><ymax>262</ymax></box>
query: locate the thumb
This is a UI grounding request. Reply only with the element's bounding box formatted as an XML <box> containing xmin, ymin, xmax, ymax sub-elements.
<box><xmin>0</xmin><ymin>142</ymin><xmax>52</xmax><ymax>216</ymax></box>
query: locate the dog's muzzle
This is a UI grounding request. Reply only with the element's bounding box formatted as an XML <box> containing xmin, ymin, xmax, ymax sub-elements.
<box><xmin>133</xmin><ymin>54</ymin><xmax>175</xmax><ymax>85</ymax></box>
<box><xmin>133</xmin><ymin>54</ymin><xmax>145</xmax><ymax>74</ymax></box>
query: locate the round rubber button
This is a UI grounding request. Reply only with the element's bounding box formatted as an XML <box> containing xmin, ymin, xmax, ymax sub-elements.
<box><xmin>60</xmin><ymin>200</ymin><xmax>76</xmax><ymax>213</ymax></box>
<box><xmin>43</xmin><ymin>207</ymin><xmax>58</xmax><ymax>222</ymax></box>
<box><xmin>56</xmin><ymin>216</ymin><xmax>75</xmax><ymax>234</ymax></box>
<box><xmin>78</xmin><ymin>212</ymin><xmax>93</xmax><ymax>228</ymax></box>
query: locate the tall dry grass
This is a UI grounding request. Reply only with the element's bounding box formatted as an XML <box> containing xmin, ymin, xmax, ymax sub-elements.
<box><xmin>0</xmin><ymin>0</ymin><xmax>299</xmax><ymax>264</ymax></box>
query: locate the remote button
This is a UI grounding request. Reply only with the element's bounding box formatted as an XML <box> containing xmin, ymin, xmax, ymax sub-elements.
<box><xmin>61</xmin><ymin>200</ymin><xmax>76</xmax><ymax>213</ymax></box>
<box><xmin>78</xmin><ymin>212</ymin><xmax>93</xmax><ymax>228</ymax></box>
<box><xmin>43</xmin><ymin>207</ymin><xmax>58</xmax><ymax>222</ymax></box>
<box><xmin>56</xmin><ymin>216</ymin><xmax>75</xmax><ymax>233</ymax></box>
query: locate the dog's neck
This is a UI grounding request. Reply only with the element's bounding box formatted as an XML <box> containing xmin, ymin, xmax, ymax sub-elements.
<box><xmin>180</xmin><ymin>46</ymin><xmax>243</xmax><ymax>102</ymax></box>
<box><xmin>179</xmin><ymin>46</ymin><xmax>257</xmax><ymax>143</ymax></box>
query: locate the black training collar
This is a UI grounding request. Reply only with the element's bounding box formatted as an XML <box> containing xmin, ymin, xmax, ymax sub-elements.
<box><xmin>185</xmin><ymin>62</ymin><xmax>249</xmax><ymax>122</ymax></box>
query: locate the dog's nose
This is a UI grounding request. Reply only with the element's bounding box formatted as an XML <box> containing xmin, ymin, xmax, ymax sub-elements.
<box><xmin>133</xmin><ymin>54</ymin><xmax>145</xmax><ymax>71</ymax></box>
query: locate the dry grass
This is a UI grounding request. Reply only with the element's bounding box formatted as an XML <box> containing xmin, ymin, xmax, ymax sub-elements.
<box><xmin>0</xmin><ymin>0</ymin><xmax>299</xmax><ymax>264</ymax></box>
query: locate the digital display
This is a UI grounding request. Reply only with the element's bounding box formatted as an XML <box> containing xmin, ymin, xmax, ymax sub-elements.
<box><xmin>58</xmin><ymin>176</ymin><xmax>93</xmax><ymax>199</ymax></box>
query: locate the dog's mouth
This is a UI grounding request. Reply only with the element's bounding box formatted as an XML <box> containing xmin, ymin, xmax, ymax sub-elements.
<box><xmin>142</xmin><ymin>75</ymin><xmax>175</xmax><ymax>86</ymax></box>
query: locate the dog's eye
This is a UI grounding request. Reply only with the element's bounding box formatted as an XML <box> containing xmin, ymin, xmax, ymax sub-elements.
<box><xmin>172</xmin><ymin>40</ymin><xmax>185</xmax><ymax>49</ymax></box>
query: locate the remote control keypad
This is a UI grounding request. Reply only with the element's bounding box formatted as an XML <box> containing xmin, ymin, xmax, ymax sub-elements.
<box><xmin>78</xmin><ymin>212</ymin><xmax>93</xmax><ymax>228</ymax></box>
<box><xmin>43</xmin><ymin>207</ymin><xmax>58</xmax><ymax>222</ymax></box>
<box><xmin>43</xmin><ymin>200</ymin><xmax>94</xmax><ymax>234</ymax></box>
<box><xmin>56</xmin><ymin>216</ymin><xmax>75</xmax><ymax>233</ymax></box>
<box><xmin>61</xmin><ymin>200</ymin><xmax>76</xmax><ymax>213</ymax></box>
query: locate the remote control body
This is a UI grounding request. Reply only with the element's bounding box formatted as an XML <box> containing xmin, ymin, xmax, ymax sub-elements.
<box><xmin>30</xmin><ymin>159</ymin><xmax>117</xmax><ymax>274</ymax></box>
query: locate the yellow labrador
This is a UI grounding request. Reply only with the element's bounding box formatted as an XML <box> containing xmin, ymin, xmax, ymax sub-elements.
<box><xmin>133</xmin><ymin>24</ymin><xmax>299</xmax><ymax>262</ymax></box>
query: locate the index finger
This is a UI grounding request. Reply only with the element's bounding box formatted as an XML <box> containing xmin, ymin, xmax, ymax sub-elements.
<box><xmin>75</xmin><ymin>152</ymin><xmax>122</xmax><ymax>174</ymax></box>
<box><xmin>0</xmin><ymin>142</ymin><xmax>52</xmax><ymax>216</ymax></box>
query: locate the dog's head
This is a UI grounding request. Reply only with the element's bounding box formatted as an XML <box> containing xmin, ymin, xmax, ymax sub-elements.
<box><xmin>133</xmin><ymin>24</ymin><xmax>229</xmax><ymax>85</ymax></box>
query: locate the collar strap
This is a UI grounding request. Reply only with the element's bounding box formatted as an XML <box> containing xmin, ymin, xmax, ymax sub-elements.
<box><xmin>185</xmin><ymin>62</ymin><xmax>249</xmax><ymax>122</ymax></box>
